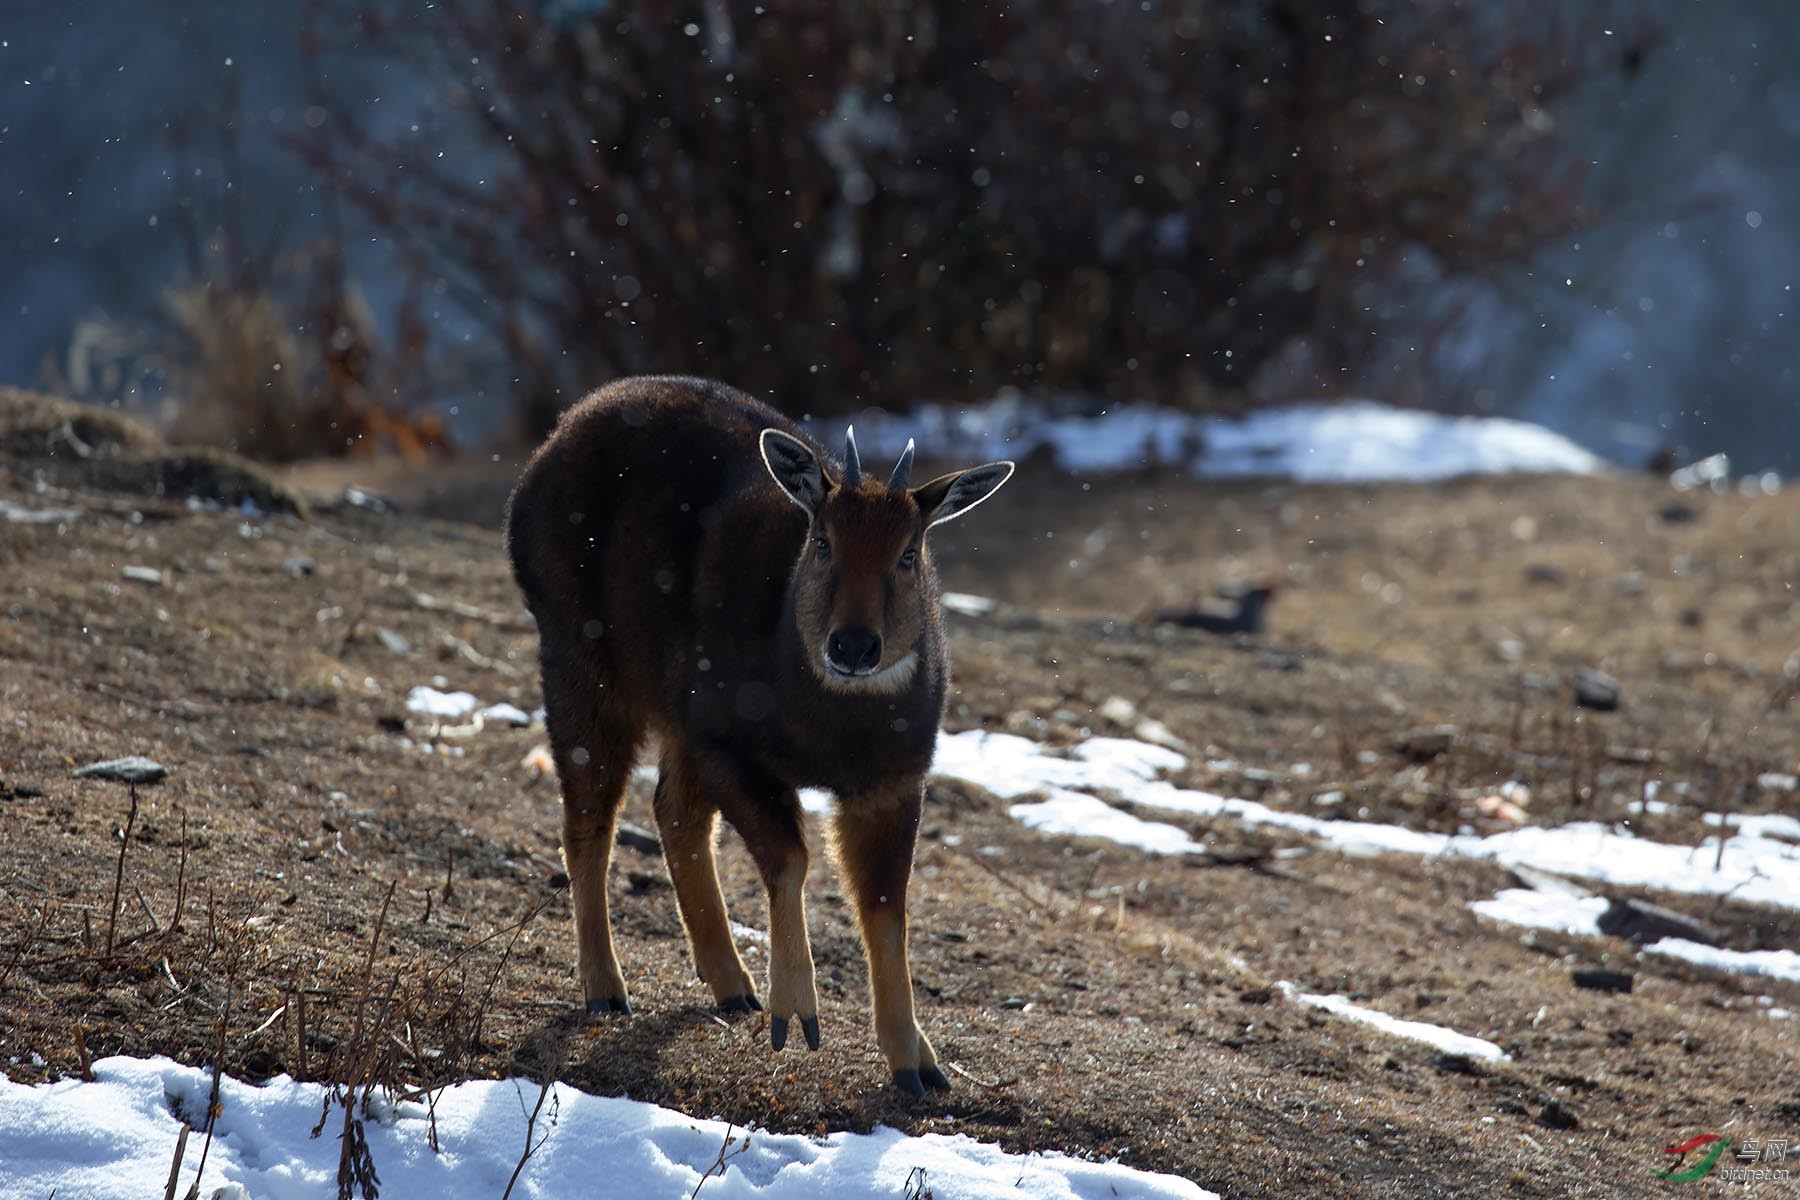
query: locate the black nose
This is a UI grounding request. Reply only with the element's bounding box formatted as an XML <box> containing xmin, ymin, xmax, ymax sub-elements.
<box><xmin>826</xmin><ymin>627</ymin><xmax>882</xmax><ymax>675</ymax></box>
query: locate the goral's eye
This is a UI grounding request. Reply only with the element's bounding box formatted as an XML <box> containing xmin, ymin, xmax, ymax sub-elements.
<box><xmin>814</xmin><ymin>535</ymin><xmax>832</xmax><ymax>562</ymax></box>
<box><xmin>898</xmin><ymin>547</ymin><xmax>917</xmax><ymax>571</ymax></box>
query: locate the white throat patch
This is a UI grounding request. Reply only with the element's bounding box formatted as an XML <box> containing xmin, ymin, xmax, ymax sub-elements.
<box><xmin>814</xmin><ymin>648</ymin><xmax>919</xmax><ymax>694</ymax></box>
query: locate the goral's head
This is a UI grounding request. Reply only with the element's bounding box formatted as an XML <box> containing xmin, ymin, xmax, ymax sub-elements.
<box><xmin>761</xmin><ymin>425</ymin><xmax>1012</xmax><ymax>692</ymax></box>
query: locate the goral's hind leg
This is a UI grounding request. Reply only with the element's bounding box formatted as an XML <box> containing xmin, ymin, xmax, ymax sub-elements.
<box><xmin>834</xmin><ymin>777</ymin><xmax>949</xmax><ymax>1095</ymax></box>
<box><xmin>653</xmin><ymin>743</ymin><xmax>760</xmax><ymax>1011</ymax></box>
<box><xmin>540</xmin><ymin>644</ymin><xmax>641</xmax><ymax>1015</ymax></box>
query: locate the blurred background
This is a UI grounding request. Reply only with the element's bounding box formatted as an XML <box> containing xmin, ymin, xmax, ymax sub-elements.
<box><xmin>3</xmin><ymin>0</ymin><xmax>1796</xmax><ymax>471</ymax></box>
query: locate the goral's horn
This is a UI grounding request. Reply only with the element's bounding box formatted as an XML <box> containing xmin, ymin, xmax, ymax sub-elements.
<box><xmin>888</xmin><ymin>438</ymin><xmax>915</xmax><ymax>490</ymax></box>
<box><xmin>843</xmin><ymin>425</ymin><xmax>862</xmax><ymax>487</ymax></box>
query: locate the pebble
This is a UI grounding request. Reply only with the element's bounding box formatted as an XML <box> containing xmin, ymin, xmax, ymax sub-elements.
<box><xmin>1133</xmin><ymin>716</ymin><xmax>1187</xmax><ymax>751</ymax></box>
<box><xmin>121</xmin><ymin>565</ymin><xmax>164</xmax><ymax>586</ymax></box>
<box><xmin>1536</xmin><ymin>1096</ymin><xmax>1582</xmax><ymax>1130</ymax></box>
<box><xmin>616</xmin><ymin>822</ymin><xmax>661</xmax><ymax>855</ymax></box>
<box><xmin>1572</xmin><ymin>667</ymin><xmax>1620</xmax><ymax>712</ymax></box>
<box><xmin>282</xmin><ymin>556</ymin><xmax>317</xmax><ymax>578</ymax></box>
<box><xmin>1099</xmin><ymin>696</ymin><xmax>1138</xmax><ymax>725</ymax></box>
<box><xmin>1392</xmin><ymin>725</ymin><xmax>1459</xmax><ymax>763</ymax></box>
<box><xmin>1597</xmin><ymin>897</ymin><xmax>1723</xmax><ymax>946</ymax></box>
<box><xmin>1571</xmin><ymin>968</ymin><xmax>1632</xmax><ymax>993</ymax></box>
<box><xmin>1475</xmin><ymin>795</ymin><xmax>1527</xmax><ymax>823</ymax></box>
<box><xmin>73</xmin><ymin>755</ymin><xmax>167</xmax><ymax>784</ymax></box>
<box><xmin>376</xmin><ymin>627</ymin><xmax>413</xmax><ymax>654</ymax></box>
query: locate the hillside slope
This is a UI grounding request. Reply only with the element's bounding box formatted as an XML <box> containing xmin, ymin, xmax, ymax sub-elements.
<box><xmin>2</xmin><ymin>400</ymin><xmax>1797</xmax><ymax>1197</ymax></box>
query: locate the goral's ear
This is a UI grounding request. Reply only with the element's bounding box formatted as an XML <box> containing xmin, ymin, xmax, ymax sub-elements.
<box><xmin>913</xmin><ymin>461</ymin><xmax>1015</xmax><ymax>529</ymax></box>
<box><xmin>760</xmin><ymin>428</ymin><xmax>829</xmax><ymax>517</ymax></box>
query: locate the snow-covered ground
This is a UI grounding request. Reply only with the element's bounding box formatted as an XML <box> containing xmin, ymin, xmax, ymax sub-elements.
<box><xmin>927</xmin><ymin>725</ymin><xmax>1800</xmax><ymax>1046</ymax></box>
<box><xmin>931</xmin><ymin>731</ymin><xmax>1800</xmax><ymax>913</ymax></box>
<box><xmin>842</xmin><ymin>395</ymin><xmax>1605</xmax><ymax>482</ymax></box>
<box><xmin>0</xmin><ymin>1057</ymin><xmax>1213</xmax><ymax>1200</ymax></box>
<box><xmin>1471</xmin><ymin>889</ymin><xmax>1800</xmax><ymax>985</ymax></box>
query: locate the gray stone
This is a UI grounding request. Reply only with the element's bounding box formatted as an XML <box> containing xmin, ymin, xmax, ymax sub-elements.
<box><xmin>1597</xmin><ymin>897</ymin><xmax>1723</xmax><ymax>946</ymax></box>
<box><xmin>1570</xmin><ymin>968</ymin><xmax>1633</xmax><ymax>993</ymax></box>
<box><xmin>73</xmin><ymin>756</ymin><xmax>167</xmax><ymax>784</ymax></box>
<box><xmin>615</xmin><ymin>822</ymin><xmax>661</xmax><ymax>855</ymax></box>
<box><xmin>1573</xmin><ymin>667</ymin><xmax>1620</xmax><ymax>712</ymax></box>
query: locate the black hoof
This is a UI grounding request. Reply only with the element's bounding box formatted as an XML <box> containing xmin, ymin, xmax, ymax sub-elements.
<box><xmin>720</xmin><ymin>994</ymin><xmax>762</xmax><ymax>1014</ymax></box>
<box><xmin>802</xmin><ymin>1015</ymin><xmax>821</xmax><ymax>1051</ymax></box>
<box><xmin>920</xmin><ymin>1065</ymin><xmax>953</xmax><ymax>1092</ymax></box>
<box><xmin>586</xmin><ymin>995</ymin><xmax>631</xmax><ymax>1016</ymax></box>
<box><xmin>770</xmin><ymin>1017</ymin><xmax>788</xmax><ymax>1050</ymax></box>
<box><xmin>892</xmin><ymin>1068</ymin><xmax>927</xmax><ymax>1097</ymax></box>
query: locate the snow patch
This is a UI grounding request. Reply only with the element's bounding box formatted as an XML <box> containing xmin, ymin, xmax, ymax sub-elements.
<box><xmin>0</xmin><ymin>1057</ymin><xmax>1213</xmax><ymax>1200</ymax></box>
<box><xmin>405</xmin><ymin>686</ymin><xmax>480</xmax><ymax>718</ymax></box>
<box><xmin>1643</xmin><ymin>939</ymin><xmax>1800</xmax><ymax>983</ymax></box>
<box><xmin>929</xmin><ymin>731</ymin><xmax>1800</xmax><ymax>911</ymax></box>
<box><xmin>846</xmin><ymin>395</ymin><xmax>1605</xmax><ymax>482</ymax></box>
<box><xmin>1278</xmin><ymin>984</ymin><xmax>1509</xmax><ymax>1061</ymax></box>
<box><xmin>1468</xmin><ymin>889</ymin><xmax>1607</xmax><ymax>936</ymax></box>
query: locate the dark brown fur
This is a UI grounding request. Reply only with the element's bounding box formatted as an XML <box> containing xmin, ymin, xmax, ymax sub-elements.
<box><xmin>505</xmin><ymin>375</ymin><xmax>1012</xmax><ymax>1093</ymax></box>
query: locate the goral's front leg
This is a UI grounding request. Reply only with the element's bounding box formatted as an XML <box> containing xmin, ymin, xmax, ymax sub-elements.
<box><xmin>702</xmin><ymin>752</ymin><xmax>820</xmax><ymax>1051</ymax></box>
<box><xmin>833</xmin><ymin>777</ymin><xmax>950</xmax><ymax>1095</ymax></box>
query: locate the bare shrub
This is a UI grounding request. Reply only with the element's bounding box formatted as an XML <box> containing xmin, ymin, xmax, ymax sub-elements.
<box><xmin>295</xmin><ymin>0</ymin><xmax>1653</xmax><ymax>436</ymax></box>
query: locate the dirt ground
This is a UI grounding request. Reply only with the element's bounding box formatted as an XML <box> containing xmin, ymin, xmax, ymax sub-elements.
<box><xmin>2</xmin><ymin>393</ymin><xmax>1797</xmax><ymax>1197</ymax></box>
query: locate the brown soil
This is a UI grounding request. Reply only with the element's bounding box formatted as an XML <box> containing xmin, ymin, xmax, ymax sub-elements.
<box><xmin>3</xmin><ymin>402</ymin><xmax>1798</xmax><ymax>1198</ymax></box>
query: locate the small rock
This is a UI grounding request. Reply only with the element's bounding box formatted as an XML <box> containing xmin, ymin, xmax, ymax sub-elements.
<box><xmin>1571</xmin><ymin>968</ymin><xmax>1634</xmax><ymax>993</ymax></box>
<box><xmin>998</xmin><ymin>996</ymin><xmax>1032</xmax><ymax>1010</ymax></box>
<box><xmin>342</xmin><ymin>486</ymin><xmax>400</xmax><ymax>514</ymax></box>
<box><xmin>1434</xmin><ymin>1053</ymin><xmax>1485</xmax><ymax>1076</ymax></box>
<box><xmin>1133</xmin><ymin>716</ymin><xmax>1188</xmax><ymax>751</ymax></box>
<box><xmin>615</xmin><ymin>822</ymin><xmax>661</xmax><ymax>855</ymax></box>
<box><xmin>1757</xmin><ymin>772</ymin><xmax>1797</xmax><ymax>793</ymax></box>
<box><xmin>1597</xmin><ymin>898</ymin><xmax>1724</xmax><ymax>946</ymax></box>
<box><xmin>1392</xmin><ymin>725</ymin><xmax>1459</xmax><ymax>763</ymax></box>
<box><xmin>283</xmin><ymin>557</ymin><xmax>317</xmax><ymax>578</ymax></box>
<box><xmin>1256</xmin><ymin>650</ymin><xmax>1304</xmax><ymax>672</ymax></box>
<box><xmin>1099</xmin><ymin>696</ymin><xmax>1138</xmax><ymax>726</ymax></box>
<box><xmin>1494</xmin><ymin>638</ymin><xmax>1525</xmax><ymax>663</ymax></box>
<box><xmin>1656</xmin><ymin>500</ymin><xmax>1699</xmax><ymax>524</ymax></box>
<box><xmin>1237</xmin><ymin>986</ymin><xmax>1276</xmax><ymax>1005</ymax></box>
<box><xmin>1525</xmin><ymin>563</ymin><xmax>1565</xmax><ymax>585</ymax></box>
<box><xmin>375</xmin><ymin>627</ymin><xmax>412</xmax><ymax>655</ymax></box>
<box><xmin>121</xmin><ymin>565</ymin><xmax>164</xmax><ymax>586</ymax></box>
<box><xmin>626</xmin><ymin>869</ymin><xmax>668</xmax><ymax>893</ymax></box>
<box><xmin>1572</xmin><ymin>667</ymin><xmax>1620</xmax><ymax>712</ymax></box>
<box><xmin>73</xmin><ymin>756</ymin><xmax>167</xmax><ymax>784</ymax></box>
<box><xmin>1536</xmin><ymin>1096</ymin><xmax>1582</xmax><ymax>1131</ymax></box>
<box><xmin>1475</xmin><ymin>795</ymin><xmax>1527</xmax><ymax>823</ymax></box>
